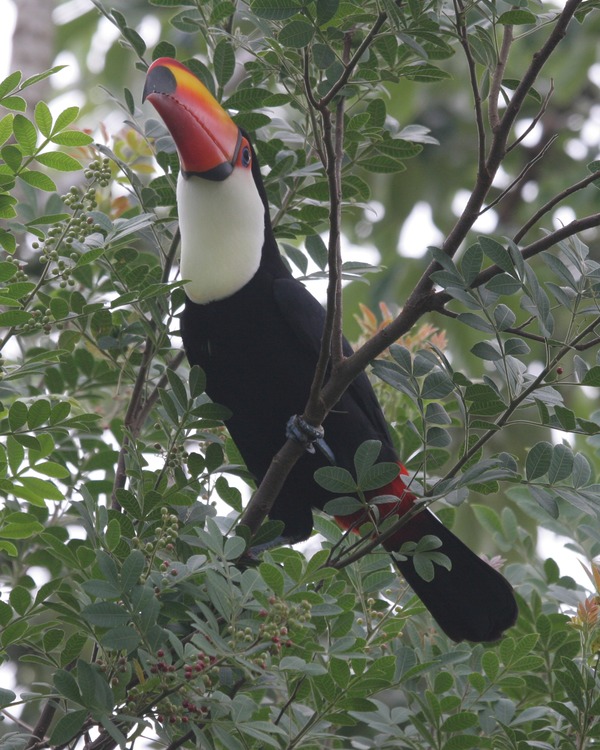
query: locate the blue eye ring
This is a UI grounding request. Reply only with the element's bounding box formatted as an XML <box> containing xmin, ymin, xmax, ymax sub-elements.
<box><xmin>241</xmin><ymin>146</ymin><xmax>251</xmax><ymax>167</ymax></box>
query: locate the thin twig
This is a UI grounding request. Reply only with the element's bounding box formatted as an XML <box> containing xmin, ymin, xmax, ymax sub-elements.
<box><xmin>442</xmin><ymin>314</ymin><xmax>600</xmax><ymax>481</ymax></box>
<box><xmin>318</xmin><ymin>12</ymin><xmax>388</xmax><ymax>108</ymax></box>
<box><xmin>489</xmin><ymin>24</ymin><xmax>514</xmax><ymax>132</ymax></box>
<box><xmin>454</xmin><ymin>0</ymin><xmax>486</xmax><ymax>175</ymax></box>
<box><xmin>480</xmin><ymin>134</ymin><xmax>558</xmax><ymax>215</ymax></box>
<box><xmin>506</xmin><ymin>82</ymin><xmax>554</xmax><ymax>154</ymax></box>
<box><xmin>514</xmin><ymin>170</ymin><xmax>600</xmax><ymax>243</ymax></box>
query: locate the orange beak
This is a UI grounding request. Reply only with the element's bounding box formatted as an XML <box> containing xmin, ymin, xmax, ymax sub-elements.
<box><xmin>143</xmin><ymin>57</ymin><xmax>241</xmax><ymax>180</ymax></box>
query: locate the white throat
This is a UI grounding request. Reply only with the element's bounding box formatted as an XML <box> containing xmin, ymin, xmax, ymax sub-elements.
<box><xmin>177</xmin><ymin>168</ymin><xmax>265</xmax><ymax>304</ymax></box>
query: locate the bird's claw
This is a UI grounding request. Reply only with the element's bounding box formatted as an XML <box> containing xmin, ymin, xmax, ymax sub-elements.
<box><xmin>286</xmin><ymin>415</ymin><xmax>336</xmax><ymax>464</ymax></box>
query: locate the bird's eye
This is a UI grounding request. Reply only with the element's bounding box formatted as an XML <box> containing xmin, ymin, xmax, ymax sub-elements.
<box><xmin>241</xmin><ymin>147</ymin><xmax>251</xmax><ymax>167</ymax></box>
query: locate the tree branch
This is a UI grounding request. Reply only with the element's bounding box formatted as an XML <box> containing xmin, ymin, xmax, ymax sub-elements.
<box><xmin>513</xmin><ymin>169</ymin><xmax>600</xmax><ymax>243</ymax></box>
<box><xmin>238</xmin><ymin>0</ymin><xmax>585</xmax><ymax>541</ymax></box>
<box><xmin>454</xmin><ymin>0</ymin><xmax>486</xmax><ymax>175</ymax></box>
<box><xmin>489</xmin><ymin>24</ymin><xmax>514</xmax><ymax>132</ymax></box>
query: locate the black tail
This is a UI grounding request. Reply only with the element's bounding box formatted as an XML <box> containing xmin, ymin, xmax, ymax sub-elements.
<box><xmin>391</xmin><ymin>511</ymin><xmax>518</xmax><ymax>642</ymax></box>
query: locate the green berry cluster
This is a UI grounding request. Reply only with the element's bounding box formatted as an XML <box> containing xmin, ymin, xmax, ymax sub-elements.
<box><xmin>29</xmin><ymin>159</ymin><xmax>110</xmax><ymax>294</ymax></box>
<box><xmin>255</xmin><ymin>596</ymin><xmax>312</xmax><ymax>659</ymax></box>
<box><xmin>3</xmin><ymin>254</ymin><xmax>28</xmax><ymax>282</ymax></box>
<box><xmin>162</xmin><ymin>442</ymin><xmax>189</xmax><ymax>471</ymax></box>
<box><xmin>83</xmin><ymin>157</ymin><xmax>112</xmax><ymax>187</ymax></box>
<box><xmin>132</xmin><ymin>507</ymin><xmax>179</xmax><ymax>558</ymax></box>
<box><xmin>95</xmin><ymin>654</ymin><xmax>129</xmax><ymax>691</ymax></box>
<box><xmin>20</xmin><ymin>307</ymin><xmax>53</xmax><ymax>334</ymax></box>
<box><xmin>140</xmin><ymin>648</ymin><xmax>217</xmax><ymax>726</ymax></box>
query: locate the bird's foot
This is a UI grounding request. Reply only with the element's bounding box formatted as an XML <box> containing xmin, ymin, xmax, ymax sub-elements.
<box><xmin>286</xmin><ymin>414</ymin><xmax>336</xmax><ymax>464</ymax></box>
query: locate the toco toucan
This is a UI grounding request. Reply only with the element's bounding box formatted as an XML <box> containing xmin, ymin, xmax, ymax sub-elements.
<box><xmin>143</xmin><ymin>57</ymin><xmax>518</xmax><ymax>642</ymax></box>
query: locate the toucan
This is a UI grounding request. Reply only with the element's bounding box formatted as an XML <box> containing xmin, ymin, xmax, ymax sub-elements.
<box><xmin>143</xmin><ymin>57</ymin><xmax>518</xmax><ymax>642</ymax></box>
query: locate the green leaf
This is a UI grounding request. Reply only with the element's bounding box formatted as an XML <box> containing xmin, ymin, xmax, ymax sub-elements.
<box><xmin>19</xmin><ymin>476</ymin><xmax>65</xmax><ymax>501</ymax></box>
<box><xmin>9</xmin><ymin>585</ymin><xmax>32</xmax><ymax>615</ymax></box>
<box><xmin>100</xmin><ymin>626</ymin><xmax>141</xmax><ymax>652</ymax></box>
<box><xmin>19</xmin><ymin>169</ymin><xmax>56</xmax><ymax>191</ymax></box>
<box><xmin>323</xmin><ymin>495</ymin><xmax>364</xmax><ymax>516</ymax></box>
<box><xmin>316</xmin><ymin>0</ymin><xmax>339</xmax><ymax>24</ymax></box>
<box><xmin>471</xmin><ymin>341</ymin><xmax>501</xmax><ymax>361</ymax></box>
<box><xmin>259</xmin><ymin>562</ymin><xmax>285</xmax><ymax>595</ymax></box>
<box><xmin>51</xmin><ymin>130</ymin><xmax>94</xmax><ymax>146</ymax></box>
<box><xmin>457</xmin><ymin>312</ymin><xmax>494</xmax><ymax>333</ymax></box>
<box><xmin>53</xmin><ymin>106</ymin><xmax>80</xmax><ymax>132</ymax></box>
<box><xmin>120</xmin><ymin>550</ymin><xmax>145</xmax><ymax>594</ymax></box>
<box><xmin>0</xmin><ymin>688</ymin><xmax>16</xmax><ymax>708</ymax></box>
<box><xmin>105</xmin><ymin>518</ymin><xmax>121</xmax><ymax>551</ymax></box>
<box><xmin>82</xmin><ymin>601</ymin><xmax>130</xmax><ymax>627</ymax></box>
<box><xmin>279</xmin><ymin>19</ymin><xmax>315</xmax><ymax>48</ymax></box>
<box><xmin>8</xmin><ymin>400</ymin><xmax>28</xmax><ymax>431</ymax></box>
<box><xmin>21</xmin><ymin>65</ymin><xmax>66</xmax><ymax>91</ymax></box>
<box><xmin>33</xmin><ymin>461</ymin><xmax>70</xmax><ymax>479</ymax></box>
<box><xmin>479</xmin><ymin>236</ymin><xmax>515</xmax><ymax>274</ymax></box>
<box><xmin>250</xmin><ymin>0</ymin><xmax>301</xmax><ymax>19</ymax></box>
<box><xmin>34</xmin><ymin>101</ymin><xmax>53</xmax><ymax>137</ymax></box>
<box><xmin>54</xmin><ymin>668</ymin><xmax>83</xmax><ymax>703</ymax></box>
<box><xmin>548</xmin><ymin>443</ymin><xmax>573</xmax><ymax>484</ymax></box>
<box><xmin>464</xmin><ymin>384</ymin><xmax>505</xmax><ymax>415</ymax></box>
<box><xmin>485</xmin><ymin>273</ymin><xmax>522</xmax><ymax>296</ymax></box>
<box><xmin>49</xmin><ymin>710</ymin><xmax>89</xmax><ymax>745</ymax></box>
<box><xmin>27</xmin><ymin>399</ymin><xmax>51</xmax><ymax>429</ymax></box>
<box><xmin>0</xmin><ymin>113</ymin><xmax>14</xmax><ymax>146</ymax></box>
<box><xmin>404</xmin><ymin>64</ymin><xmax>451</xmax><ymax>83</ymax></box>
<box><xmin>353</xmin><ymin>440</ymin><xmax>382</xmax><ymax>481</ymax></box>
<box><xmin>420</xmin><ymin>370</ymin><xmax>454</xmax><ymax>398</ymax></box>
<box><xmin>0</xmin><ymin>70</ymin><xmax>21</xmax><ymax>99</ymax></box>
<box><xmin>314</xmin><ymin>466</ymin><xmax>357</xmax><ymax>493</ymax></box>
<box><xmin>582</xmin><ymin>365</ymin><xmax>600</xmax><ymax>386</ymax></box>
<box><xmin>1</xmin><ymin>96</ymin><xmax>26</xmax><ymax>112</ymax></box>
<box><xmin>167</xmin><ymin>368</ymin><xmax>189</xmax><ymax>409</ymax></box>
<box><xmin>481</xmin><ymin>650</ymin><xmax>499</xmax><ymax>681</ymax></box>
<box><xmin>440</xmin><ymin>711</ymin><xmax>478</xmax><ymax>732</ymax></box>
<box><xmin>498</xmin><ymin>9</ymin><xmax>537</xmax><ymax>24</ymax></box>
<box><xmin>305</xmin><ymin>234</ymin><xmax>328</xmax><ymax>270</ymax></box>
<box><xmin>526</xmin><ymin>441</ymin><xmax>553</xmax><ymax>480</ymax></box>
<box><xmin>460</xmin><ymin>243</ymin><xmax>482</xmax><ymax>284</ymax></box>
<box><xmin>493</xmin><ymin>304</ymin><xmax>516</xmax><ymax>330</ymax></box>
<box><xmin>0</xmin><ymin>309</ymin><xmax>32</xmax><ymax>326</ymax></box>
<box><xmin>214</xmin><ymin>39</ymin><xmax>235</xmax><ymax>87</ymax></box>
<box><xmin>361</xmin><ymin>462</ymin><xmax>400</xmax><ymax>492</ymax></box>
<box><xmin>471</xmin><ymin>504</ymin><xmax>503</xmax><ymax>534</ymax></box>
<box><xmin>35</xmin><ymin>151</ymin><xmax>82</xmax><ymax>171</ymax></box>
<box><xmin>13</xmin><ymin>114</ymin><xmax>37</xmax><ymax>154</ymax></box>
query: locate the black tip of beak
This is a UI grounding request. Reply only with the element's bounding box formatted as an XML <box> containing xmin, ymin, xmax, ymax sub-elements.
<box><xmin>142</xmin><ymin>64</ymin><xmax>177</xmax><ymax>103</ymax></box>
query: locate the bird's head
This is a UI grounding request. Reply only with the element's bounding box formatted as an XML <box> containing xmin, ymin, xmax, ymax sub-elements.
<box><xmin>143</xmin><ymin>57</ymin><xmax>268</xmax><ymax>304</ymax></box>
<box><xmin>143</xmin><ymin>57</ymin><xmax>253</xmax><ymax>181</ymax></box>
